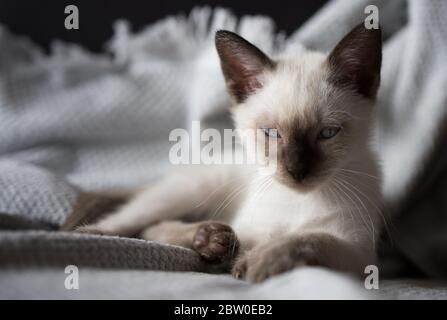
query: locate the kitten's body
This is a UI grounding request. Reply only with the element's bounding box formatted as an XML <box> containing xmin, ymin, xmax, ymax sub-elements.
<box><xmin>229</xmin><ymin>49</ymin><xmax>382</xmax><ymax>256</ymax></box>
<box><xmin>71</xmin><ymin>25</ymin><xmax>383</xmax><ymax>281</ymax></box>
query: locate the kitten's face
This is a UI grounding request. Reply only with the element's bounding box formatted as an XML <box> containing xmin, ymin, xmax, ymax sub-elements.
<box><xmin>216</xmin><ymin>25</ymin><xmax>382</xmax><ymax>191</ymax></box>
<box><xmin>233</xmin><ymin>57</ymin><xmax>374</xmax><ymax>191</ymax></box>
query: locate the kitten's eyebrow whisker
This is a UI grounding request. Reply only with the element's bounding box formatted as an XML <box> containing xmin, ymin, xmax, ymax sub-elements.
<box><xmin>325</xmin><ymin>110</ymin><xmax>361</xmax><ymax>121</ymax></box>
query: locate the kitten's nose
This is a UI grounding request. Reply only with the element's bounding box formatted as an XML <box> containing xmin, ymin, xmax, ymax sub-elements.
<box><xmin>284</xmin><ymin>138</ymin><xmax>314</xmax><ymax>183</ymax></box>
<box><xmin>286</xmin><ymin>165</ymin><xmax>308</xmax><ymax>182</ymax></box>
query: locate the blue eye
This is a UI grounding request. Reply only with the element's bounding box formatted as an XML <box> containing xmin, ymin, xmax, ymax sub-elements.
<box><xmin>318</xmin><ymin>127</ymin><xmax>340</xmax><ymax>140</ymax></box>
<box><xmin>262</xmin><ymin>128</ymin><xmax>281</xmax><ymax>139</ymax></box>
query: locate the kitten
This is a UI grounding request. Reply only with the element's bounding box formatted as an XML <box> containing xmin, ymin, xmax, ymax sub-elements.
<box><xmin>70</xmin><ymin>24</ymin><xmax>383</xmax><ymax>282</ymax></box>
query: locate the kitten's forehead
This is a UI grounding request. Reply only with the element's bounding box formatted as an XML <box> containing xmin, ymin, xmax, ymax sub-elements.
<box><xmin>236</xmin><ymin>50</ymin><xmax>365</xmax><ymax>135</ymax></box>
<box><xmin>261</xmin><ymin>52</ymin><xmax>332</xmax><ymax>129</ymax></box>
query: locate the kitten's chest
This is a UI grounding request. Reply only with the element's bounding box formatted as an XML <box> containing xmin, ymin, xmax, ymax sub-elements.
<box><xmin>230</xmin><ymin>180</ymin><xmax>334</xmax><ymax>236</ymax></box>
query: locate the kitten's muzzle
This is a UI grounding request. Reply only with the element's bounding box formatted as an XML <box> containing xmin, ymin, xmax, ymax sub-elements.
<box><xmin>286</xmin><ymin>164</ymin><xmax>309</xmax><ymax>182</ymax></box>
<box><xmin>284</xmin><ymin>139</ymin><xmax>315</xmax><ymax>183</ymax></box>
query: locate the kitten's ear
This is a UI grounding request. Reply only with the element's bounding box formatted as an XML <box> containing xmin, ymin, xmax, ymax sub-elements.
<box><xmin>327</xmin><ymin>24</ymin><xmax>382</xmax><ymax>99</ymax></box>
<box><xmin>215</xmin><ymin>30</ymin><xmax>275</xmax><ymax>103</ymax></box>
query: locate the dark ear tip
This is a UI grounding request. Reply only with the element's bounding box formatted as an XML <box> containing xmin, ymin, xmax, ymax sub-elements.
<box><xmin>215</xmin><ymin>30</ymin><xmax>226</xmax><ymax>39</ymax></box>
<box><xmin>215</xmin><ymin>30</ymin><xmax>236</xmax><ymax>43</ymax></box>
<box><xmin>353</xmin><ymin>23</ymin><xmax>382</xmax><ymax>38</ymax></box>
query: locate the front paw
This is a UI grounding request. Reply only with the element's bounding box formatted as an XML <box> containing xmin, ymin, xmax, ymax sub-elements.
<box><xmin>232</xmin><ymin>234</ymin><xmax>339</xmax><ymax>283</ymax></box>
<box><xmin>192</xmin><ymin>221</ymin><xmax>239</xmax><ymax>264</ymax></box>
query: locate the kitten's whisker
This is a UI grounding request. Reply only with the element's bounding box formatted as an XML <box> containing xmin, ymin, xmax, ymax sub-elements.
<box><xmin>210</xmin><ymin>171</ymin><xmax>262</xmax><ymax>213</ymax></box>
<box><xmin>336</xmin><ymin>171</ymin><xmax>382</xmax><ymax>198</ymax></box>
<box><xmin>338</xmin><ymin>168</ymin><xmax>380</xmax><ymax>180</ymax></box>
<box><xmin>212</xmin><ymin>174</ymin><xmax>267</xmax><ymax>218</ymax></box>
<box><xmin>331</xmin><ymin>181</ymin><xmax>357</xmax><ymax>232</ymax></box>
<box><xmin>332</xmin><ymin>180</ymin><xmax>359</xmax><ymax>226</ymax></box>
<box><xmin>194</xmin><ymin>170</ymin><xmax>254</xmax><ymax>209</ymax></box>
<box><xmin>325</xmin><ymin>185</ymin><xmax>346</xmax><ymax>229</ymax></box>
<box><xmin>326</xmin><ymin>110</ymin><xmax>362</xmax><ymax>121</ymax></box>
<box><xmin>335</xmin><ymin>173</ymin><xmax>394</xmax><ymax>246</ymax></box>
<box><xmin>333</xmin><ymin>177</ymin><xmax>375</xmax><ymax>245</ymax></box>
<box><xmin>252</xmin><ymin>177</ymin><xmax>272</xmax><ymax>202</ymax></box>
<box><xmin>213</xmin><ymin>181</ymin><xmax>253</xmax><ymax>218</ymax></box>
<box><xmin>336</xmin><ymin>177</ymin><xmax>376</xmax><ymax>247</ymax></box>
<box><xmin>247</xmin><ymin>177</ymin><xmax>274</xmax><ymax>225</ymax></box>
<box><xmin>214</xmin><ymin>187</ymin><xmax>246</xmax><ymax>219</ymax></box>
<box><xmin>212</xmin><ymin>182</ymin><xmax>249</xmax><ymax>218</ymax></box>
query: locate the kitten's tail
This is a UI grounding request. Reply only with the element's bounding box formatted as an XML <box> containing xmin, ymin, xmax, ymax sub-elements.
<box><xmin>60</xmin><ymin>189</ymin><xmax>135</xmax><ymax>231</ymax></box>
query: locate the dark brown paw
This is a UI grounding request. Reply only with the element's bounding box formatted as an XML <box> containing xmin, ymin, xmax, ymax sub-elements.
<box><xmin>232</xmin><ymin>255</ymin><xmax>248</xmax><ymax>279</ymax></box>
<box><xmin>232</xmin><ymin>235</ymin><xmax>328</xmax><ymax>283</ymax></box>
<box><xmin>192</xmin><ymin>221</ymin><xmax>239</xmax><ymax>264</ymax></box>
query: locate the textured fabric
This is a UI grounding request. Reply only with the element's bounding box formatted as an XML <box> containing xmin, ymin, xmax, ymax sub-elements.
<box><xmin>0</xmin><ymin>160</ymin><xmax>78</xmax><ymax>227</ymax></box>
<box><xmin>0</xmin><ymin>231</ymin><xmax>207</xmax><ymax>271</ymax></box>
<box><xmin>2</xmin><ymin>268</ymin><xmax>445</xmax><ymax>299</ymax></box>
<box><xmin>0</xmin><ymin>267</ymin><xmax>371</xmax><ymax>299</ymax></box>
<box><xmin>1</xmin><ymin>0</ymin><xmax>447</xmax><ymax>299</ymax></box>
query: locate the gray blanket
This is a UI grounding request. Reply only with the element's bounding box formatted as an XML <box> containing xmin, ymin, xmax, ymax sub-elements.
<box><xmin>1</xmin><ymin>0</ymin><xmax>447</xmax><ymax>299</ymax></box>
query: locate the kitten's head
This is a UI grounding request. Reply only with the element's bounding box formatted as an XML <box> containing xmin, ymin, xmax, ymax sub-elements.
<box><xmin>215</xmin><ymin>25</ymin><xmax>382</xmax><ymax>191</ymax></box>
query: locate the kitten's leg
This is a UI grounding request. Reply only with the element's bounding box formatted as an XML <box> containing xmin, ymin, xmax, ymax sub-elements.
<box><xmin>140</xmin><ymin>220</ymin><xmax>240</xmax><ymax>265</ymax></box>
<box><xmin>232</xmin><ymin>233</ymin><xmax>373</xmax><ymax>282</ymax></box>
<box><xmin>76</xmin><ymin>166</ymin><xmax>242</xmax><ymax>237</ymax></box>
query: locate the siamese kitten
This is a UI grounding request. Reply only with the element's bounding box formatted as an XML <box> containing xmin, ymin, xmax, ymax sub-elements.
<box><xmin>71</xmin><ymin>24</ymin><xmax>383</xmax><ymax>282</ymax></box>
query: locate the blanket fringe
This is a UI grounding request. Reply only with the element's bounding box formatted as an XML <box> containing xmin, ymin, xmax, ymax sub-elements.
<box><xmin>108</xmin><ymin>7</ymin><xmax>285</xmax><ymax>64</ymax></box>
<box><xmin>0</xmin><ymin>7</ymin><xmax>285</xmax><ymax>71</ymax></box>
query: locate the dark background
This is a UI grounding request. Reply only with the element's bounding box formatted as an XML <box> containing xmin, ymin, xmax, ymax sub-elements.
<box><xmin>0</xmin><ymin>0</ymin><xmax>328</xmax><ymax>52</ymax></box>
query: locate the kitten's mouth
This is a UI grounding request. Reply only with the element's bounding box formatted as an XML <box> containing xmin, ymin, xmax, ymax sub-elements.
<box><xmin>275</xmin><ymin>173</ymin><xmax>322</xmax><ymax>192</ymax></box>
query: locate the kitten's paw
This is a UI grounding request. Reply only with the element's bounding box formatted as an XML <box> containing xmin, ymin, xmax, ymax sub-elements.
<box><xmin>232</xmin><ymin>235</ymin><xmax>327</xmax><ymax>283</ymax></box>
<box><xmin>192</xmin><ymin>221</ymin><xmax>239</xmax><ymax>264</ymax></box>
<box><xmin>231</xmin><ymin>255</ymin><xmax>248</xmax><ymax>279</ymax></box>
